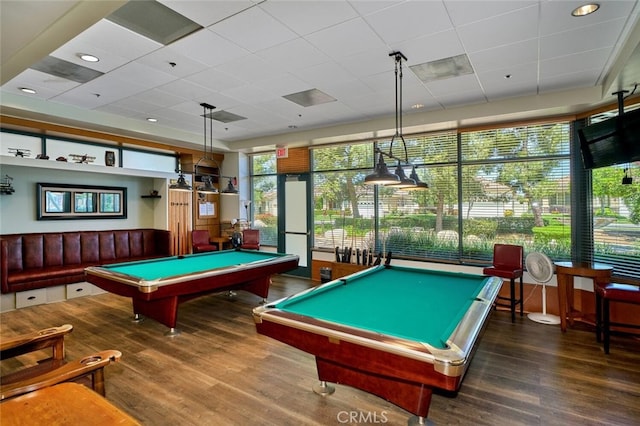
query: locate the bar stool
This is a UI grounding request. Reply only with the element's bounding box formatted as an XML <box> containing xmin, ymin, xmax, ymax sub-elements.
<box><xmin>483</xmin><ymin>244</ymin><xmax>524</xmax><ymax>322</ymax></box>
<box><xmin>595</xmin><ymin>282</ymin><xmax>640</xmax><ymax>354</ymax></box>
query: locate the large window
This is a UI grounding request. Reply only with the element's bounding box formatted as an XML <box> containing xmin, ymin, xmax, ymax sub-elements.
<box><xmin>251</xmin><ymin>113</ymin><xmax>639</xmax><ymax>280</ymax></box>
<box><xmin>311</xmin><ymin>122</ymin><xmax>572</xmax><ymax>266</ymax></box>
<box><xmin>250</xmin><ymin>153</ymin><xmax>278</xmax><ymax>246</ymax></box>
<box><xmin>585</xmin><ymin>108</ymin><xmax>640</xmax><ymax>279</ymax></box>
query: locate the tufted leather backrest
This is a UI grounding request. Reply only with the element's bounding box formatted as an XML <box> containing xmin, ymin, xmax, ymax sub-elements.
<box><xmin>0</xmin><ymin>229</ymin><xmax>172</xmax><ymax>293</ymax></box>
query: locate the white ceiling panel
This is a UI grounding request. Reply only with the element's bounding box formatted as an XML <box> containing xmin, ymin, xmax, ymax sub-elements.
<box><xmin>169</xmin><ymin>28</ymin><xmax>250</xmax><ymax>67</ymax></box>
<box><xmin>257</xmin><ymin>38</ymin><xmax>331</xmax><ymax>71</ymax></box>
<box><xmin>540</xmin><ymin>19</ymin><xmax>629</xmax><ymax>60</ymax></box>
<box><xmin>305</xmin><ymin>18</ymin><xmax>387</xmax><ymax>60</ymax></box>
<box><xmin>363</xmin><ymin>0</ymin><xmax>452</xmax><ymax>44</ymax></box>
<box><xmin>136</xmin><ymin>47</ymin><xmax>209</xmax><ymax>79</ymax></box>
<box><xmin>3</xmin><ymin>69</ymin><xmax>81</xmax><ymax>99</ymax></box>
<box><xmin>159</xmin><ymin>0</ymin><xmax>257</xmax><ymax>27</ymax></box>
<box><xmin>395</xmin><ymin>29</ymin><xmax>465</xmax><ymax>66</ymax></box>
<box><xmin>1</xmin><ymin>0</ymin><xmax>639</xmax><ymax>150</ymax></box>
<box><xmin>185</xmin><ymin>67</ymin><xmax>245</xmax><ymax>93</ymax></box>
<box><xmin>540</xmin><ymin>68</ymin><xmax>604</xmax><ymax>94</ymax></box>
<box><xmin>468</xmin><ymin>39</ymin><xmax>538</xmax><ymax>74</ymax></box>
<box><xmin>154</xmin><ymin>79</ymin><xmax>216</xmax><ymax>102</ymax></box>
<box><xmin>209</xmin><ymin>6</ymin><xmax>298</xmax><ymax>53</ymax></box>
<box><xmin>456</xmin><ymin>5</ymin><xmax>540</xmax><ymax>53</ymax></box>
<box><xmin>445</xmin><ymin>1</ymin><xmax>537</xmax><ymax>27</ymax></box>
<box><xmin>261</xmin><ymin>0</ymin><xmax>358</xmax><ymax>36</ymax></box>
<box><xmin>539</xmin><ymin>0</ymin><xmax>636</xmax><ymax>35</ymax></box>
<box><xmin>540</xmin><ymin>48</ymin><xmax>612</xmax><ymax>81</ymax></box>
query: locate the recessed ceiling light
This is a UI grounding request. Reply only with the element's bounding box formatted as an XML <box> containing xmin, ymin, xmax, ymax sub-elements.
<box><xmin>146</xmin><ymin>118</ymin><xmax>158</xmax><ymax>123</ymax></box>
<box><xmin>78</xmin><ymin>53</ymin><xmax>99</xmax><ymax>62</ymax></box>
<box><xmin>19</xmin><ymin>87</ymin><xmax>37</xmax><ymax>94</ymax></box>
<box><xmin>571</xmin><ymin>3</ymin><xmax>600</xmax><ymax>16</ymax></box>
<box><xmin>411</xmin><ymin>104</ymin><xmax>424</xmax><ymax>109</ymax></box>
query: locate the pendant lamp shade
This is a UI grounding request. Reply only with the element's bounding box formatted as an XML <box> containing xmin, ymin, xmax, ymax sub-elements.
<box><xmin>404</xmin><ymin>166</ymin><xmax>429</xmax><ymax>190</ymax></box>
<box><xmin>386</xmin><ymin>162</ymin><xmax>416</xmax><ymax>189</ymax></box>
<box><xmin>364</xmin><ymin>153</ymin><xmax>401</xmax><ymax>185</ymax></box>
<box><xmin>169</xmin><ymin>172</ymin><xmax>192</xmax><ymax>191</ymax></box>
<box><xmin>222</xmin><ymin>178</ymin><xmax>238</xmax><ymax>194</ymax></box>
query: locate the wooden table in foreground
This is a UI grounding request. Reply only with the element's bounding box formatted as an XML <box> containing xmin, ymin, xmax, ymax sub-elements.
<box><xmin>555</xmin><ymin>261</ymin><xmax>613</xmax><ymax>332</ymax></box>
<box><xmin>0</xmin><ymin>382</ymin><xmax>140</xmax><ymax>426</ymax></box>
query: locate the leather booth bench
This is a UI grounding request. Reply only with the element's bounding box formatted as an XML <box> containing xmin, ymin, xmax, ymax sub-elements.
<box><xmin>1</xmin><ymin>229</ymin><xmax>171</xmax><ymax>296</ymax></box>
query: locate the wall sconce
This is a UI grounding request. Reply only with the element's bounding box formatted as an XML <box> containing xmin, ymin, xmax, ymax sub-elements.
<box><xmin>1</xmin><ymin>174</ymin><xmax>15</xmax><ymax>194</ymax></box>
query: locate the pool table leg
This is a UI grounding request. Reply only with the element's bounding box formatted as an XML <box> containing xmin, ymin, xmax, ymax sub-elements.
<box><xmin>408</xmin><ymin>415</ymin><xmax>433</xmax><ymax>425</ymax></box>
<box><xmin>132</xmin><ymin>297</ymin><xmax>180</xmax><ymax>334</ymax></box>
<box><xmin>312</xmin><ymin>380</ymin><xmax>335</xmax><ymax>396</ymax></box>
<box><xmin>315</xmin><ymin>357</ymin><xmax>433</xmax><ymax>421</ymax></box>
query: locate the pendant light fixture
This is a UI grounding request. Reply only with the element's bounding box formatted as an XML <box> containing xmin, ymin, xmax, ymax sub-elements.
<box><xmin>173</xmin><ymin>102</ymin><xmax>239</xmax><ymax>194</ymax></box>
<box><xmin>364</xmin><ymin>52</ymin><xmax>428</xmax><ymax>190</ymax></box>
<box><xmin>169</xmin><ymin>171</ymin><xmax>192</xmax><ymax>191</ymax></box>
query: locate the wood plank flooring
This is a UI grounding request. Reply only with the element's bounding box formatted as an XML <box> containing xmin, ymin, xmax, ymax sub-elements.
<box><xmin>2</xmin><ymin>275</ymin><xmax>639</xmax><ymax>425</ymax></box>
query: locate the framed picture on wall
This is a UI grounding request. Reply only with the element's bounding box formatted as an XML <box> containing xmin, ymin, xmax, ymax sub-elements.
<box><xmin>37</xmin><ymin>183</ymin><xmax>127</xmax><ymax>220</ymax></box>
<box><xmin>105</xmin><ymin>151</ymin><xmax>116</xmax><ymax>166</ymax></box>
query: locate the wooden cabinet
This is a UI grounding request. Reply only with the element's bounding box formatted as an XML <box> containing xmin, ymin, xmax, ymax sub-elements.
<box><xmin>312</xmin><ymin>260</ymin><xmax>369</xmax><ymax>282</ymax></box>
<box><xmin>180</xmin><ymin>154</ymin><xmax>225</xmax><ymax>240</ymax></box>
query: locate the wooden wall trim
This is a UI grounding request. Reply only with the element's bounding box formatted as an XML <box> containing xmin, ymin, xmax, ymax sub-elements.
<box><xmin>0</xmin><ymin>115</ymin><xmax>201</xmax><ymax>156</ymax></box>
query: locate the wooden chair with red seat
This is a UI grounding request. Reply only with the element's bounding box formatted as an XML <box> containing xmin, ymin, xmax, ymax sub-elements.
<box><xmin>595</xmin><ymin>282</ymin><xmax>640</xmax><ymax>354</ymax></box>
<box><xmin>1</xmin><ymin>324</ymin><xmax>121</xmax><ymax>400</ymax></box>
<box><xmin>483</xmin><ymin>244</ymin><xmax>524</xmax><ymax>323</ymax></box>
<box><xmin>241</xmin><ymin>229</ymin><xmax>260</xmax><ymax>250</ymax></box>
<box><xmin>192</xmin><ymin>230</ymin><xmax>218</xmax><ymax>253</ymax></box>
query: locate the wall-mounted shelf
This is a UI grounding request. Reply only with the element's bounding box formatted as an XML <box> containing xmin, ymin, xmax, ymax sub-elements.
<box><xmin>141</xmin><ymin>195</ymin><xmax>161</xmax><ymax>199</ymax></box>
<box><xmin>0</xmin><ymin>155</ymin><xmax>176</xmax><ymax>179</ymax></box>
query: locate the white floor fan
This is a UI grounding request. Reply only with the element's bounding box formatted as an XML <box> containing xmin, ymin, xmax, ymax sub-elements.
<box><xmin>526</xmin><ymin>252</ymin><xmax>561</xmax><ymax>325</ymax></box>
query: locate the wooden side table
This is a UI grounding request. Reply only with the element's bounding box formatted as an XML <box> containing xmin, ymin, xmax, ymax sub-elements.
<box><xmin>555</xmin><ymin>261</ymin><xmax>613</xmax><ymax>332</ymax></box>
<box><xmin>210</xmin><ymin>236</ymin><xmax>230</xmax><ymax>251</ymax></box>
<box><xmin>0</xmin><ymin>382</ymin><xmax>140</xmax><ymax>425</ymax></box>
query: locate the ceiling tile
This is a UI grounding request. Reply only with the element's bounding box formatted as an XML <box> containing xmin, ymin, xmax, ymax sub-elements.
<box><xmin>184</xmin><ymin>67</ymin><xmax>245</xmax><ymax>93</ymax></box>
<box><xmin>169</xmin><ymin>28</ymin><xmax>250</xmax><ymax>67</ymax></box>
<box><xmin>539</xmin><ymin>0</ymin><xmax>636</xmax><ymax>36</ymax></box>
<box><xmin>540</xmin><ymin>19</ymin><xmax>628</xmax><ymax>60</ymax></box>
<box><xmin>305</xmin><ymin>18</ymin><xmax>387</xmax><ymax>60</ymax></box>
<box><xmin>2</xmin><ymin>68</ymin><xmax>81</xmax><ymax>99</ymax></box>
<box><xmin>261</xmin><ymin>0</ymin><xmax>358</xmax><ymax>35</ymax></box>
<box><xmin>468</xmin><ymin>39</ymin><xmax>538</xmax><ymax>74</ymax></box>
<box><xmin>209</xmin><ymin>6</ymin><xmax>298</xmax><ymax>53</ymax></box>
<box><xmin>444</xmin><ymin>0</ymin><xmax>537</xmax><ymax>26</ymax></box>
<box><xmin>56</xmin><ymin>19</ymin><xmax>161</xmax><ymax>66</ymax></box>
<box><xmin>456</xmin><ymin>5</ymin><xmax>539</xmax><ymax>53</ymax></box>
<box><xmin>257</xmin><ymin>38</ymin><xmax>331</xmax><ymax>71</ymax></box>
<box><xmin>363</xmin><ymin>1</ymin><xmax>452</xmax><ymax>44</ymax></box>
<box><xmin>159</xmin><ymin>0</ymin><xmax>256</xmax><ymax>27</ymax></box>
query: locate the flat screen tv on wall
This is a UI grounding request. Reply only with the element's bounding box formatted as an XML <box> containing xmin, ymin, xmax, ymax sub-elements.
<box><xmin>578</xmin><ymin>107</ymin><xmax>640</xmax><ymax>169</ymax></box>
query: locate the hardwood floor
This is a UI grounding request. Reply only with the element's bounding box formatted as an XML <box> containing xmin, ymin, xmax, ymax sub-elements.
<box><xmin>2</xmin><ymin>275</ymin><xmax>639</xmax><ymax>426</ymax></box>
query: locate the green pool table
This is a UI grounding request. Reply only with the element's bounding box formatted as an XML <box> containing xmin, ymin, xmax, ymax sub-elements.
<box><xmin>85</xmin><ymin>250</ymin><xmax>298</xmax><ymax>335</ymax></box>
<box><xmin>253</xmin><ymin>265</ymin><xmax>502</xmax><ymax>424</ymax></box>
